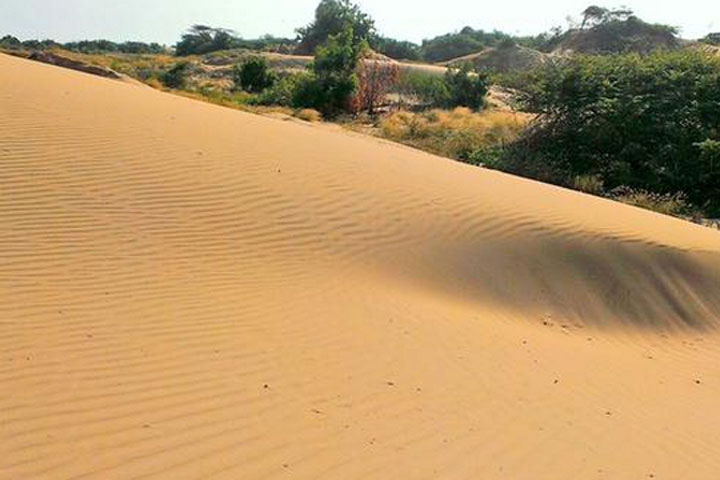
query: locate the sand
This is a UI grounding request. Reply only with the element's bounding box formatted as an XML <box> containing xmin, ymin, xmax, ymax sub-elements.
<box><xmin>2</xmin><ymin>52</ymin><xmax>720</xmax><ymax>479</ymax></box>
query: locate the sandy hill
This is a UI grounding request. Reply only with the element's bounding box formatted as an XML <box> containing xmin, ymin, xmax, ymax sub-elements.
<box><xmin>550</xmin><ymin>20</ymin><xmax>679</xmax><ymax>55</ymax></box>
<box><xmin>443</xmin><ymin>45</ymin><xmax>547</xmax><ymax>72</ymax></box>
<box><xmin>2</xmin><ymin>52</ymin><xmax>720</xmax><ymax>479</ymax></box>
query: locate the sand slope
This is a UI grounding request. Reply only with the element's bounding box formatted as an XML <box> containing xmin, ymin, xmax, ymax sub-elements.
<box><xmin>2</xmin><ymin>52</ymin><xmax>720</xmax><ymax>479</ymax></box>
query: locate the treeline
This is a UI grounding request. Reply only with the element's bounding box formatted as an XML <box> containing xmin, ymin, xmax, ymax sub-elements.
<box><xmin>0</xmin><ymin>35</ymin><xmax>166</xmax><ymax>54</ymax></box>
<box><xmin>3</xmin><ymin>1</ymin><xmax>708</xmax><ymax>63</ymax></box>
<box><xmin>175</xmin><ymin>26</ymin><xmax>295</xmax><ymax>56</ymax></box>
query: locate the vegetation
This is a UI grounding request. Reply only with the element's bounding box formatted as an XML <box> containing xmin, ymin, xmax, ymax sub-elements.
<box><xmin>160</xmin><ymin>62</ymin><xmax>191</xmax><ymax>89</ymax></box>
<box><xmin>0</xmin><ymin>35</ymin><xmax>165</xmax><ymax>54</ymax></box>
<box><xmin>296</xmin><ymin>0</ymin><xmax>375</xmax><ymax>54</ymax></box>
<box><xmin>5</xmin><ymin>1</ymin><xmax>719</xmax><ymax>220</ymax></box>
<box><xmin>496</xmin><ymin>50</ymin><xmax>720</xmax><ymax>216</ymax></box>
<box><xmin>394</xmin><ymin>71</ymin><xmax>453</xmax><ymax>108</ymax></box>
<box><xmin>294</xmin><ymin>27</ymin><xmax>367</xmax><ymax>116</ymax></box>
<box><xmin>443</xmin><ymin>64</ymin><xmax>489</xmax><ymax>111</ymax></box>
<box><xmin>372</xmin><ymin>36</ymin><xmax>421</xmax><ymax>61</ymax></box>
<box><xmin>702</xmin><ymin>33</ymin><xmax>720</xmax><ymax>46</ymax></box>
<box><xmin>176</xmin><ymin>25</ymin><xmax>236</xmax><ymax>56</ymax></box>
<box><xmin>353</xmin><ymin>60</ymin><xmax>400</xmax><ymax>114</ymax></box>
<box><xmin>420</xmin><ymin>28</ymin><xmax>512</xmax><ymax>63</ymax></box>
<box><xmin>175</xmin><ymin>25</ymin><xmax>295</xmax><ymax>56</ymax></box>
<box><xmin>233</xmin><ymin>56</ymin><xmax>277</xmax><ymax>93</ymax></box>
<box><xmin>378</xmin><ymin>108</ymin><xmax>528</xmax><ymax>162</ymax></box>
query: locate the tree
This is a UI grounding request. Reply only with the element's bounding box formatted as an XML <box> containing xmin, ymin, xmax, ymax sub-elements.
<box><xmin>233</xmin><ymin>57</ymin><xmax>277</xmax><ymax>93</ymax></box>
<box><xmin>175</xmin><ymin>25</ymin><xmax>238</xmax><ymax>56</ymax></box>
<box><xmin>296</xmin><ymin>0</ymin><xmax>375</xmax><ymax>54</ymax></box>
<box><xmin>352</xmin><ymin>60</ymin><xmax>399</xmax><ymax>114</ymax></box>
<box><xmin>294</xmin><ymin>27</ymin><xmax>367</xmax><ymax>116</ymax></box>
<box><xmin>581</xmin><ymin>6</ymin><xmax>608</xmax><ymax>29</ymax></box>
<box><xmin>0</xmin><ymin>35</ymin><xmax>22</xmax><ymax>49</ymax></box>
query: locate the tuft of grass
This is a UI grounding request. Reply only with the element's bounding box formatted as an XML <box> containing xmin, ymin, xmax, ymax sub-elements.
<box><xmin>293</xmin><ymin>108</ymin><xmax>322</xmax><ymax>122</ymax></box>
<box><xmin>572</xmin><ymin>174</ymin><xmax>605</xmax><ymax>195</ymax></box>
<box><xmin>609</xmin><ymin>187</ymin><xmax>697</xmax><ymax>218</ymax></box>
<box><xmin>379</xmin><ymin>107</ymin><xmax>531</xmax><ymax>162</ymax></box>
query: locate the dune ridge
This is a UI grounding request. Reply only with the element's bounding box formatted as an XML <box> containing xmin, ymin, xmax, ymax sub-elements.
<box><xmin>2</xmin><ymin>52</ymin><xmax>720</xmax><ymax>479</ymax></box>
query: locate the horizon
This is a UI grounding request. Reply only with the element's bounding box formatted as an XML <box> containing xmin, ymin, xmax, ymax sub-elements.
<box><xmin>1</xmin><ymin>0</ymin><xmax>718</xmax><ymax>46</ymax></box>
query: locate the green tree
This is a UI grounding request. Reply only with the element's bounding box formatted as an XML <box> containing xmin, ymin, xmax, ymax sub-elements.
<box><xmin>175</xmin><ymin>25</ymin><xmax>238</xmax><ymax>56</ymax></box>
<box><xmin>294</xmin><ymin>27</ymin><xmax>367</xmax><ymax>116</ymax></box>
<box><xmin>296</xmin><ymin>0</ymin><xmax>375</xmax><ymax>54</ymax></box>
<box><xmin>580</xmin><ymin>6</ymin><xmax>608</xmax><ymax>29</ymax></box>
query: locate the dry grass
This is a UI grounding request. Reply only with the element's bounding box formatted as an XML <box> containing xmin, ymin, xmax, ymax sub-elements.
<box><xmin>609</xmin><ymin>187</ymin><xmax>696</xmax><ymax>218</ymax></box>
<box><xmin>293</xmin><ymin>108</ymin><xmax>323</xmax><ymax>122</ymax></box>
<box><xmin>379</xmin><ymin>107</ymin><xmax>531</xmax><ymax>161</ymax></box>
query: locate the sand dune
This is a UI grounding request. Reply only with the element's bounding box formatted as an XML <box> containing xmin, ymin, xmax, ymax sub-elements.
<box><xmin>2</xmin><ymin>52</ymin><xmax>720</xmax><ymax>479</ymax></box>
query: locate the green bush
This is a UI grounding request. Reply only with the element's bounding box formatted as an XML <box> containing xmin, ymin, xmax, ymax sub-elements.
<box><xmin>502</xmin><ymin>50</ymin><xmax>720</xmax><ymax>215</ymax></box>
<box><xmin>395</xmin><ymin>71</ymin><xmax>451</xmax><ymax>108</ymax></box>
<box><xmin>444</xmin><ymin>63</ymin><xmax>489</xmax><ymax>111</ymax></box>
<box><xmin>160</xmin><ymin>62</ymin><xmax>191</xmax><ymax>89</ymax></box>
<box><xmin>250</xmin><ymin>72</ymin><xmax>299</xmax><ymax>106</ymax></box>
<box><xmin>233</xmin><ymin>56</ymin><xmax>277</xmax><ymax>93</ymax></box>
<box><xmin>395</xmin><ymin>66</ymin><xmax>489</xmax><ymax>110</ymax></box>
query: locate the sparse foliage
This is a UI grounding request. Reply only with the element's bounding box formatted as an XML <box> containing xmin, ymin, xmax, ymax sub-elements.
<box><xmin>352</xmin><ymin>60</ymin><xmax>400</xmax><ymax>114</ymax></box>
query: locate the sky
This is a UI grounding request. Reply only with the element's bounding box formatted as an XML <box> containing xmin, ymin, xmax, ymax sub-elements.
<box><xmin>1</xmin><ymin>0</ymin><xmax>718</xmax><ymax>45</ymax></box>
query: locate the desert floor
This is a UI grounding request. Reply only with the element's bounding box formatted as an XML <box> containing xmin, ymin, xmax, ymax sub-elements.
<box><xmin>2</xmin><ymin>53</ymin><xmax>720</xmax><ymax>479</ymax></box>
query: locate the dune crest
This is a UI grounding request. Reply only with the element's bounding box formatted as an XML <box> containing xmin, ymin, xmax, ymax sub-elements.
<box><xmin>2</xmin><ymin>53</ymin><xmax>720</xmax><ymax>479</ymax></box>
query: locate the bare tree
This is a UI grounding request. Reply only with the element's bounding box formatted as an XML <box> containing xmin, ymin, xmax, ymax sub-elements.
<box><xmin>352</xmin><ymin>59</ymin><xmax>400</xmax><ymax>114</ymax></box>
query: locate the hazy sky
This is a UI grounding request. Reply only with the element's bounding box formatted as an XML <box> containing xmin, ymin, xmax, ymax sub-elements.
<box><xmin>1</xmin><ymin>0</ymin><xmax>718</xmax><ymax>44</ymax></box>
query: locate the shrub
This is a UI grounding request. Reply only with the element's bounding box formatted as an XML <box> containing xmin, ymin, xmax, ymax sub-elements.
<box><xmin>233</xmin><ymin>56</ymin><xmax>277</xmax><ymax>93</ymax></box>
<box><xmin>294</xmin><ymin>108</ymin><xmax>323</xmax><ymax>122</ymax></box>
<box><xmin>444</xmin><ymin>63</ymin><xmax>490</xmax><ymax>111</ymax></box>
<box><xmin>352</xmin><ymin>60</ymin><xmax>399</xmax><ymax>113</ymax></box>
<box><xmin>572</xmin><ymin>174</ymin><xmax>605</xmax><ymax>195</ymax></box>
<box><xmin>254</xmin><ymin>71</ymin><xmax>311</xmax><ymax>106</ymax></box>
<box><xmin>160</xmin><ymin>62</ymin><xmax>191</xmax><ymax>89</ymax></box>
<box><xmin>504</xmin><ymin>50</ymin><xmax>720</xmax><ymax>216</ymax></box>
<box><xmin>395</xmin><ymin>71</ymin><xmax>451</xmax><ymax>108</ymax></box>
<box><xmin>609</xmin><ymin>187</ymin><xmax>696</xmax><ymax>217</ymax></box>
